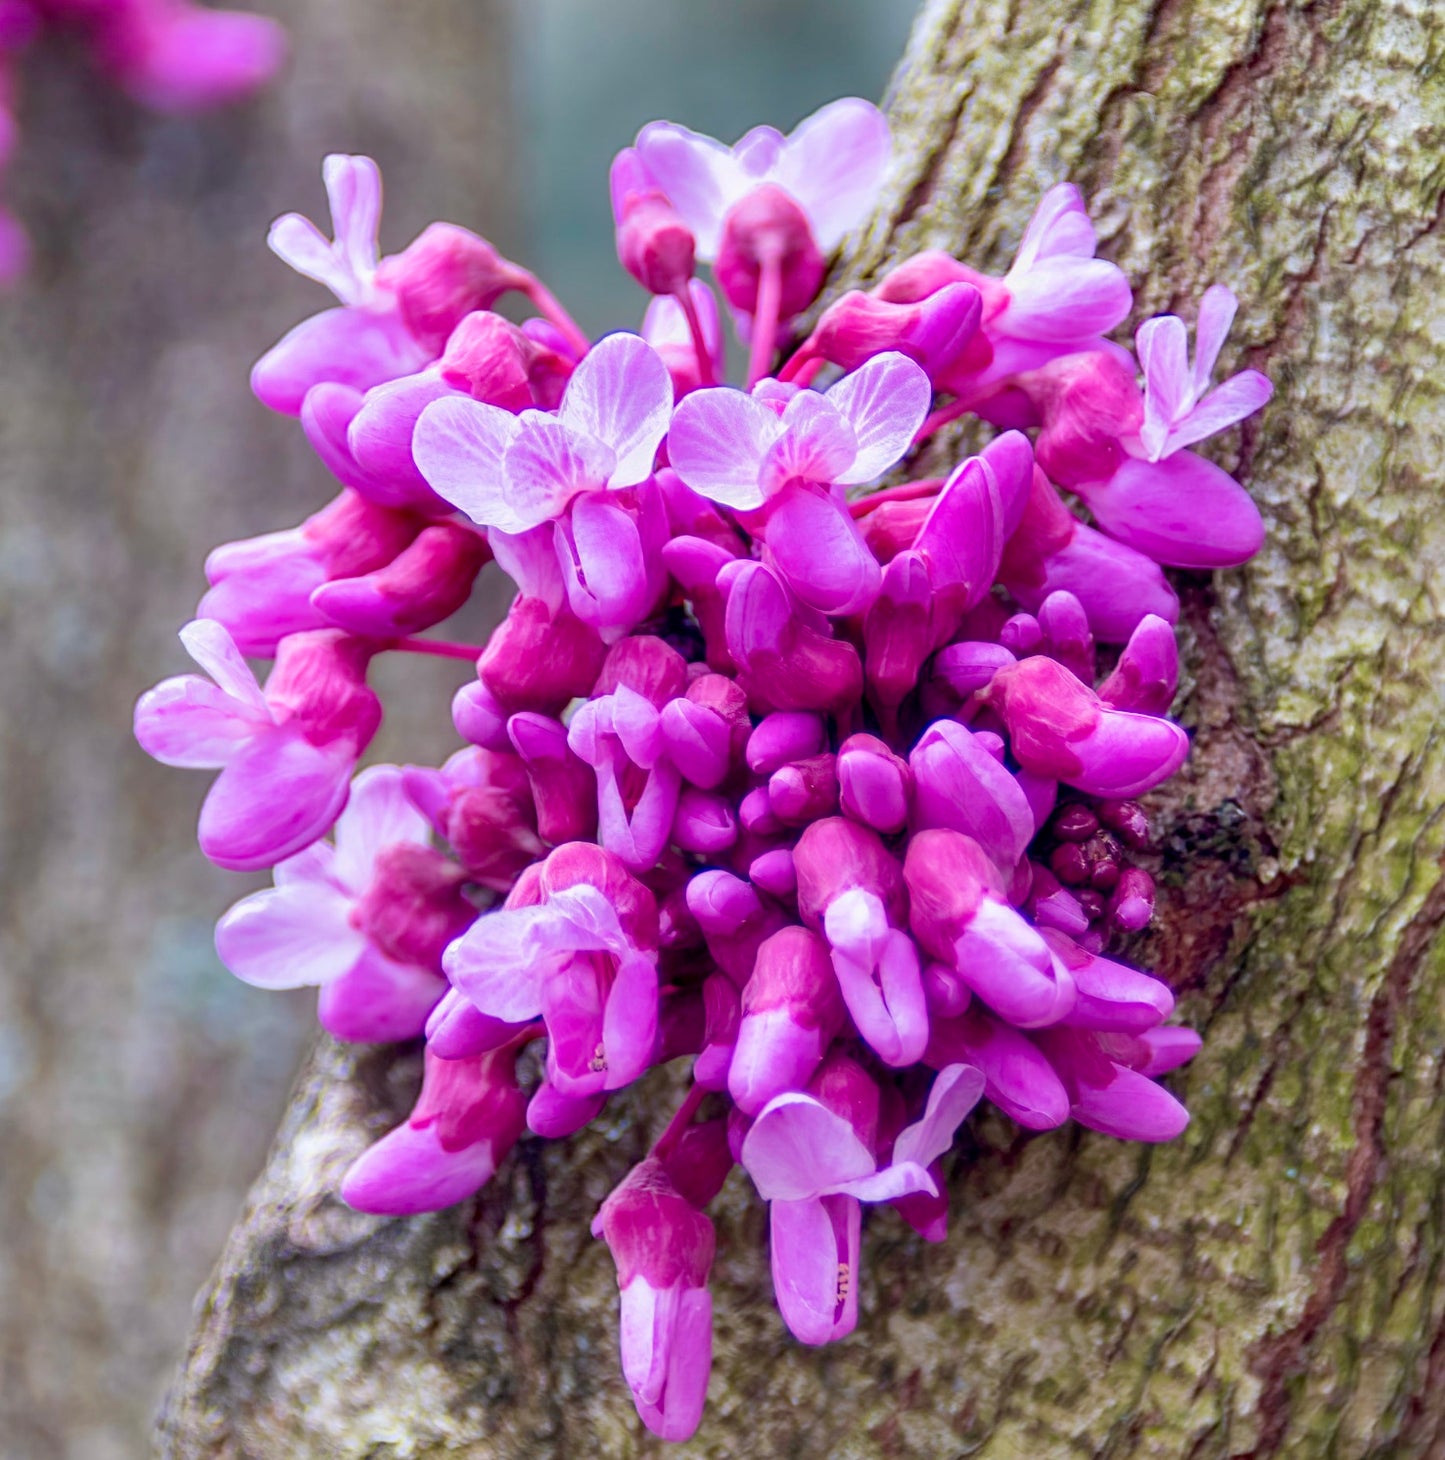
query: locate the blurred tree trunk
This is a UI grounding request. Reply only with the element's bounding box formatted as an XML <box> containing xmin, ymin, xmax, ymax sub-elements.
<box><xmin>0</xmin><ymin>5</ymin><xmax>514</xmax><ymax>1458</ymax></box>
<box><xmin>155</xmin><ymin>1</ymin><xmax>1445</xmax><ymax>1456</ymax></box>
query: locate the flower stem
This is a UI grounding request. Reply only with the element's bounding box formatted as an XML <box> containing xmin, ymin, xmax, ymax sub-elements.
<box><xmin>651</xmin><ymin>1081</ymin><xmax>707</xmax><ymax>1162</ymax></box>
<box><xmin>746</xmin><ymin>252</ymin><xmax>784</xmax><ymax>390</ymax></box>
<box><xmin>521</xmin><ymin>275</ymin><xmax>592</xmax><ymax>358</ymax></box>
<box><xmin>674</xmin><ymin>284</ymin><xmax>715</xmax><ymax>387</ymax></box>
<box><xmin>393</xmin><ymin>637</ymin><xmax>483</xmax><ymax>661</ymax></box>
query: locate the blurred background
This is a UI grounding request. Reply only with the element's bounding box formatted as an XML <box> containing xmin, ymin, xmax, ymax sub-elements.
<box><xmin>0</xmin><ymin>0</ymin><xmax>914</xmax><ymax>1455</ymax></box>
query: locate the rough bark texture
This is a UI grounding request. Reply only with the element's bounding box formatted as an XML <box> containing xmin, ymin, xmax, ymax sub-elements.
<box><xmin>156</xmin><ymin>1</ymin><xmax>1445</xmax><ymax>1456</ymax></box>
<box><xmin>0</xmin><ymin>7</ymin><xmax>515</xmax><ymax>1458</ymax></box>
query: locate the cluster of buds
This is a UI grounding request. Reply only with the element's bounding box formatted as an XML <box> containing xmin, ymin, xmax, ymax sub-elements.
<box><xmin>135</xmin><ymin>98</ymin><xmax>1272</xmax><ymax>1442</ymax></box>
<box><xmin>0</xmin><ymin>0</ymin><xmax>284</xmax><ymax>281</ymax></box>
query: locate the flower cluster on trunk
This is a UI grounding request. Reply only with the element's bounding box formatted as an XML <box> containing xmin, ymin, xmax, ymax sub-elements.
<box><xmin>134</xmin><ymin>98</ymin><xmax>1272</xmax><ymax>1443</ymax></box>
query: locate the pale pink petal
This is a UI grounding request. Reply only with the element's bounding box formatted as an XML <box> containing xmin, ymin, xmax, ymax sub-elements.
<box><xmin>323</xmin><ymin>154</ymin><xmax>382</xmax><ymax>289</ymax></box>
<box><xmin>893</xmin><ymin>1062</ymin><xmax>985</xmax><ymax>1169</ymax></box>
<box><xmin>502</xmin><ymin>416</ymin><xmax>616</xmax><ymax>526</ymax></box>
<box><xmin>1162</xmin><ymin>370</ymin><xmax>1274</xmax><ymax>457</ymax></box>
<box><xmin>442</xmin><ymin>904</ymin><xmax>553</xmax><ymax>1022</ymax></box>
<box><xmin>341</xmin><ymin>1121</ymin><xmax>500</xmax><ymax>1214</ymax></box>
<box><xmin>266</xmin><ymin>213</ymin><xmax>348</xmax><ymax>298</ymax></box>
<box><xmin>1136</xmin><ymin>314</ymin><xmax>1190</xmax><ymax>457</ymax></box>
<box><xmin>634</xmin><ymin>121</ymin><xmax>750</xmax><ymax>258</ymax></box>
<box><xmin>741</xmin><ymin>1091</ymin><xmax>877</xmax><ymax>1200</ymax></box>
<box><xmin>214</xmin><ymin>881</ymin><xmax>362</xmax><ymax>989</ymax></box>
<box><xmin>331</xmin><ymin>764</ymin><xmax>432</xmax><ymax>894</ymax></box>
<box><xmin>133</xmin><ymin>676</ymin><xmax>263</xmax><ymax>768</ymax></box>
<box><xmin>1002</xmin><ymin>257</ymin><xmax>1133</xmax><ymax>341</ymax></box>
<box><xmin>667</xmin><ymin>386</ymin><xmax>781</xmax><ymax>509</ymax></box>
<box><xmin>557</xmin><ymin>333</ymin><xmax>673</xmax><ymax>487</ymax></box>
<box><xmin>630</xmin><ymin>1286</ymin><xmax>712</xmax><ymax>1443</ymax></box>
<box><xmin>1193</xmin><ymin>283</ymin><xmax>1239</xmax><ymax>391</ymax></box>
<box><xmin>827</xmin><ymin>352</ymin><xmax>932</xmax><ymax>484</ymax></box>
<box><xmin>179</xmin><ymin>618</ymin><xmax>266</xmax><ymax>710</ymax></box>
<box><xmin>412</xmin><ymin>396</ymin><xmax>525</xmax><ymax>530</ymax></box>
<box><xmin>198</xmin><ymin>730</ymin><xmax>353</xmax><ymax>872</ymax></box>
<box><xmin>774</xmin><ymin>98</ymin><xmax>892</xmax><ymax>251</ymax></box>
<box><xmin>762</xmin><ymin>393</ymin><xmax>859</xmax><ymax>492</ymax></box>
<box><xmin>273</xmin><ymin>839</ymin><xmax>341</xmax><ymax>889</ymax></box>
<box><xmin>833</xmin><ymin>1160</ymin><xmax>936</xmax><ymax>1203</ymax></box>
<box><xmin>769</xmin><ymin>1194</ymin><xmax>859</xmax><ymax>1344</ymax></box>
<box><xmin>1011</xmin><ymin>183</ymin><xmax>1095</xmax><ymax>273</ymax></box>
<box><xmin>734</xmin><ymin>124</ymin><xmax>786</xmax><ymax>178</ymax></box>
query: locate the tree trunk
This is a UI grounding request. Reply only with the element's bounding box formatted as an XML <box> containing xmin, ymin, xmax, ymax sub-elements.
<box><xmin>155</xmin><ymin>1</ymin><xmax>1445</xmax><ymax>1456</ymax></box>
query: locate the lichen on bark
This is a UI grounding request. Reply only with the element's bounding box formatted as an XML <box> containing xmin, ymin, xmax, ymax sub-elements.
<box><xmin>158</xmin><ymin>2</ymin><xmax>1445</xmax><ymax>1456</ymax></box>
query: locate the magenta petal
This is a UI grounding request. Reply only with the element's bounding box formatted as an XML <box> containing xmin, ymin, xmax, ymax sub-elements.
<box><xmin>941</xmin><ymin>1016</ymin><xmax>1071</xmax><ymax>1130</ymax></box>
<box><xmin>251</xmin><ymin>307</ymin><xmax>426</xmax><ymax>417</ymax></box>
<box><xmin>627</xmin><ymin>1284</ymin><xmax>713</xmax><ymax>1444</ymax></box>
<box><xmin>198</xmin><ymin>729</ymin><xmax>353</xmax><ymax>872</ymax></box>
<box><xmin>300</xmin><ymin>383</ymin><xmax>385</xmax><ymax>497</ymax></box>
<box><xmin>893</xmin><ymin>1062</ymin><xmax>985</xmax><ymax>1169</ymax></box>
<box><xmin>118</xmin><ymin>7</ymin><xmax>286</xmax><ymax>113</ymax></box>
<box><xmin>909</xmin><ymin>720</ymin><xmax>1034</xmax><ymax>871</ymax></box>
<box><xmin>424</xmin><ymin>987</ymin><xmax>529</xmax><ymax>1058</ymax></box>
<box><xmin>341</xmin><ymin>1120</ymin><xmax>499</xmax><ymax>1214</ymax></box>
<box><xmin>560</xmin><ymin>494</ymin><xmax>652</xmax><ymax>636</ymax></box>
<box><xmin>347</xmin><ymin>372</ymin><xmax>457</xmax><ymax>510</ymax></box>
<box><xmin>1137</xmin><ymin>1026</ymin><xmax>1202</xmax><ymax>1077</ymax></box>
<box><xmin>602</xmin><ymin>952</ymin><xmax>660</xmax><ymax>1090</ymax></box>
<box><xmin>823</xmin><ymin>891</ymin><xmax>929</xmax><ymax>1067</ymax></box>
<box><xmin>1071</xmin><ymin>1064</ymin><xmax>1190</xmax><ymax>1142</ymax></box>
<box><xmin>764</xmin><ymin>482</ymin><xmax>881</xmax><ymax>616</ymax></box>
<box><xmin>331</xmin><ymin>764</ymin><xmax>432</xmax><ymax>892</ymax></box>
<box><xmin>1081</xmin><ymin>452</ymin><xmax>1264</xmax><ymax>569</ymax></box>
<box><xmin>953</xmin><ymin>900</ymin><xmax>1073</xmax><ymax>1028</ymax></box>
<box><xmin>1069</xmin><ymin>708</ymin><xmax>1189</xmax><ymax>798</ymax></box>
<box><xmin>317</xmin><ymin>946</ymin><xmax>444</xmax><ymax>1043</ymax></box>
<box><xmin>729</xmin><ymin>1010</ymin><xmax>830</xmax><ymax>1117</ymax></box>
<box><xmin>1011</xmin><ymin>523</ymin><xmax>1179</xmax><ymax>644</ymax></box>
<box><xmin>1003</xmin><ymin>257</ymin><xmax>1133</xmax><ymax>341</ymax></box>
<box><xmin>769</xmin><ymin>1193</ymin><xmax>859</xmax><ymax>1345</ymax></box>
<box><xmin>914</xmin><ymin>457</ymin><xmax>1004</xmax><ymax>616</ymax></box>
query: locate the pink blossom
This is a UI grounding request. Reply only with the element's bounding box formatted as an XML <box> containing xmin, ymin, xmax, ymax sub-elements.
<box><xmin>632</xmin><ymin>98</ymin><xmax>891</xmax><ymax>263</ymax></box>
<box><xmin>134</xmin><ymin>620</ymin><xmax>379</xmax><ymax>870</ymax></box>
<box><xmin>214</xmin><ymin>765</ymin><xmax>464</xmax><ymax>1041</ymax></box>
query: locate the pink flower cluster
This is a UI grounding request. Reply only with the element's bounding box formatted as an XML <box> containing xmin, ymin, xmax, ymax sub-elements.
<box><xmin>135</xmin><ymin>99</ymin><xmax>1272</xmax><ymax>1442</ymax></box>
<box><xmin>0</xmin><ymin>0</ymin><xmax>284</xmax><ymax>281</ymax></box>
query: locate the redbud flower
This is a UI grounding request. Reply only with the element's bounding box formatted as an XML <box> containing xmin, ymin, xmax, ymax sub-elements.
<box><xmin>213</xmin><ymin>766</ymin><xmax>463</xmax><ymax>1041</ymax></box>
<box><xmin>134</xmin><ymin>620</ymin><xmax>379</xmax><ymax>870</ymax></box>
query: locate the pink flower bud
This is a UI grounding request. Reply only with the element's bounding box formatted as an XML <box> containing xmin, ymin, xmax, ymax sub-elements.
<box><xmin>837</xmin><ymin>733</ymin><xmax>912</xmax><ymax>834</ymax></box>
<box><xmin>1023</xmin><ymin>349</ymin><xmax>1143</xmax><ymax>487</ymax></box>
<box><xmin>729</xmin><ymin>926</ymin><xmax>846</xmax><ymax>1114</ymax></box>
<box><xmin>768</xmin><ymin>753</ymin><xmax>839</xmax><ymax>825</ymax></box>
<box><xmin>714</xmin><ymin>183</ymin><xmax>825</xmax><ymax>318</ymax></box>
<box><xmin>375</xmin><ymin>222</ymin><xmax>530</xmax><ymax>352</ymax></box>
<box><xmin>1098</xmin><ymin>613</ymin><xmax>1179</xmax><ymax>714</ymax></box>
<box><xmin>342</xmin><ymin>1044</ymin><xmax>528</xmax><ymax>1214</ymax></box>
<box><xmin>671</xmin><ymin>786</ymin><xmax>739</xmax><ymax>854</ymax></box>
<box><xmin>592</xmin><ymin>1157</ymin><xmax>716</xmax><ymax>1443</ymax></box>
<box><xmin>507</xmin><ymin>711</ymin><xmax>598</xmax><ymax>845</ymax></box>
<box><xmin>312</xmin><ymin>522</ymin><xmax>488</xmax><ymax>639</ymax></box>
<box><xmin>808</xmin><ymin>282</ymin><xmax>982</xmax><ymax>377</ymax></box>
<box><xmin>438</xmin><ymin>310</ymin><xmax>570</xmax><ymax>410</ymax></box>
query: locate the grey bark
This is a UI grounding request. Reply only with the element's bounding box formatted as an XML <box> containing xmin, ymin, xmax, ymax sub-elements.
<box><xmin>156</xmin><ymin>0</ymin><xmax>1445</xmax><ymax>1456</ymax></box>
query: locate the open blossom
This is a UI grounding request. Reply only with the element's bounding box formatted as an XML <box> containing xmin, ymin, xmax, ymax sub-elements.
<box><xmin>214</xmin><ymin>765</ymin><xmax>470</xmax><ymax>1041</ymax></box>
<box><xmin>136</xmin><ymin>113</ymin><xmax>1274</xmax><ymax>1444</ymax></box>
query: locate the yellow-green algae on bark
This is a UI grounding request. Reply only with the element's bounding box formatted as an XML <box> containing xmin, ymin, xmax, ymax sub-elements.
<box><xmin>158</xmin><ymin>2</ymin><xmax>1445</xmax><ymax>1456</ymax></box>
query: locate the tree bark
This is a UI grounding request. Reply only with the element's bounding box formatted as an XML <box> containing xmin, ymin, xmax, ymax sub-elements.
<box><xmin>156</xmin><ymin>1</ymin><xmax>1445</xmax><ymax>1456</ymax></box>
